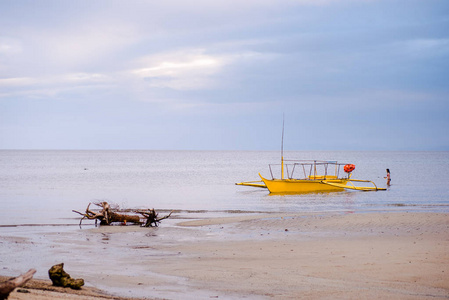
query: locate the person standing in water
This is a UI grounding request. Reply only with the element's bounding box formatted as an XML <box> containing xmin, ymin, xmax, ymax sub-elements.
<box><xmin>385</xmin><ymin>169</ymin><xmax>391</xmax><ymax>186</ymax></box>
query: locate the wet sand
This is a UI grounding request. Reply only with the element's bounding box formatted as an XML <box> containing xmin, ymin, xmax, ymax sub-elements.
<box><xmin>2</xmin><ymin>212</ymin><xmax>449</xmax><ymax>299</ymax></box>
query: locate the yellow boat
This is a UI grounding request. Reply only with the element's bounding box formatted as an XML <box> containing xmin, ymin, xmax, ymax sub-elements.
<box><xmin>236</xmin><ymin>118</ymin><xmax>385</xmax><ymax>193</ymax></box>
<box><xmin>237</xmin><ymin>160</ymin><xmax>385</xmax><ymax>193</ymax></box>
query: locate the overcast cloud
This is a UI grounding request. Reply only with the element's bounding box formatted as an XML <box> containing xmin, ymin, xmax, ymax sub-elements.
<box><xmin>1</xmin><ymin>0</ymin><xmax>448</xmax><ymax>150</ymax></box>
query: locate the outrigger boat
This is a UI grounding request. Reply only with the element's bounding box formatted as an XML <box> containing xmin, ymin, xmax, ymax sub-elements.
<box><xmin>236</xmin><ymin>118</ymin><xmax>386</xmax><ymax>193</ymax></box>
<box><xmin>236</xmin><ymin>160</ymin><xmax>385</xmax><ymax>193</ymax></box>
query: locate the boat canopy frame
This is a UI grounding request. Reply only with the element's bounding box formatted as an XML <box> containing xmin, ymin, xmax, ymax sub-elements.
<box><xmin>268</xmin><ymin>160</ymin><xmax>350</xmax><ymax>180</ymax></box>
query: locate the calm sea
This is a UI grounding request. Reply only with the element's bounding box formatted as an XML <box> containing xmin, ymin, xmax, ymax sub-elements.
<box><xmin>1</xmin><ymin>150</ymin><xmax>448</xmax><ymax>226</ymax></box>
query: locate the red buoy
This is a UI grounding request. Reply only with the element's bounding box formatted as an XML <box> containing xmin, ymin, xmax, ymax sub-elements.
<box><xmin>344</xmin><ymin>164</ymin><xmax>355</xmax><ymax>173</ymax></box>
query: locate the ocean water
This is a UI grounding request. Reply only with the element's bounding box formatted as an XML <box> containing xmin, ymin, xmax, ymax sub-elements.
<box><xmin>1</xmin><ymin>150</ymin><xmax>448</xmax><ymax>298</ymax></box>
<box><xmin>1</xmin><ymin>150</ymin><xmax>448</xmax><ymax>226</ymax></box>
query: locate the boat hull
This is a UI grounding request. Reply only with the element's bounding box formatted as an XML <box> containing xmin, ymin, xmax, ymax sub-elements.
<box><xmin>260</xmin><ymin>174</ymin><xmax>349</xmax><ymax>193</ymax></box>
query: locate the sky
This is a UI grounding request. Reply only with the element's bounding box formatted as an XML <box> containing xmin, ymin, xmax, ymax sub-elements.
<box><xmin>0</xmin><ymin>0</ymin><xmax>448</xmax><ymax>151</ymax></box>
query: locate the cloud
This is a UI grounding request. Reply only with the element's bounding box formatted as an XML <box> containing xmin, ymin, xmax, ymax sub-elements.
<box><xmin>0</xmin><ymin>37</ymin><xmax>22</xmax><ymax>55</ymax></box>
<box><xmin>28</xmin><ymin>23</ymin><xmax>138</xmax><ymax>70</ymax></box>
<box><xmin>402</xmin><ymin>38</ymin><xmax>449</xmax><ymax>56</ymax></box>
<box><xmin>128</xmin><ymin>48</ymin><xmax>273</xmax><ymax>91</ymax></box>
<box><xmin>1</xmin><ymin>0</ymin><xmax>448</xmax><ymax>150</ymax></box>
<box><xmin>0</xmin><ymin>72</ymin><xmax>113</xmax><ymax>100</ymax></box>
<box><xmin>130</xmin><ymin>50</ymin><xmax>223</xmax><ymax>90</ymax></box>
<box><xmin>62</xmin><ymin>73</ymin><xmax>110</xmax><ymax>84</ymax></box>
<box><xmin>0</xmin><ymin>77</ymin><xmax>36</xmax><ymax>87</ymax></box>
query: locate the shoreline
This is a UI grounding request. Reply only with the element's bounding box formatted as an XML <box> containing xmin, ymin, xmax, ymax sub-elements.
<box><xmin>0</xmin><ymin>276</ymin><xmax>143</xmax><ymax>300</ymax></box>
<box><xmin>1</xmin><ymin>211</ymin><xmax>448</xmax><ymax>299</ymax></box>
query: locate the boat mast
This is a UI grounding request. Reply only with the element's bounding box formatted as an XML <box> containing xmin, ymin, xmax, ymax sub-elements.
<box><xmin>281</xmin><ymin>115</ymin><xmax>285</xmax><ymax>179</ymax></box>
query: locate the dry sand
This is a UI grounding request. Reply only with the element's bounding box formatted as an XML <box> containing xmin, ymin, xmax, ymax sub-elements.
<box><xmin>1</xmin><ymin>278</ymin><xmax>140</xmax><ymax>300</ymax></box>
<box><xmin>2</xmin><ymin>212</ymin><xmax>449</xmax><ymax>299</ymax></box>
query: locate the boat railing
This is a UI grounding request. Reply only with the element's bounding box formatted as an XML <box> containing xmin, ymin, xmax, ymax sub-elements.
<box><xmin>269</xmin><ymin>160</ymin><xmax>350</xmax><ymax>180</ymax></box>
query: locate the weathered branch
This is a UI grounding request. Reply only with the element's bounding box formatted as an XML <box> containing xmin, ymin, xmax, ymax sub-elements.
<box><xmin>72</xmin><ymin>202</ymin><xmax>111</xmax><ymax>226</ymax></box>
<box><xmin>0</xmin><ymin>269</ymin><xmax>36</xmax><ymax>300</ymax></box>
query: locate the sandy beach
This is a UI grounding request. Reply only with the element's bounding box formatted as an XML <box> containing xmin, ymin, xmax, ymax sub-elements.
<box><xmin>2</xmin><ymin>212</ymin><xmax>448</xmax><ymax>299</ymax></box>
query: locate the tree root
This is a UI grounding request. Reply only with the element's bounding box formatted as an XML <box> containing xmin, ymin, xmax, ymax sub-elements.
<box><xmin>136</xmin><ymin>209</ymin><xmax>173</xmax><ymax>227</ymax></box>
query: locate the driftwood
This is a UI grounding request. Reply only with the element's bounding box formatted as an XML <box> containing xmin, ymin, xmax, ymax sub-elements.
<box><xmin>48</xmin><ymin>263</ymin><xmax>84</xmax><ymax>290</ymax></box>
<box><xmin>0</xmin><ymin>269</ymin><xmax>36</xmax><ymax>300</ymax></box>
<box><xmin>137</xmin><ymin>208</ymin><xmax>173</xmax><ymax>227</ymax></box>
<box><xmin>72</xmin><ymin>202</ymin><xmax>172</xmax><ymax>227</ymax></box>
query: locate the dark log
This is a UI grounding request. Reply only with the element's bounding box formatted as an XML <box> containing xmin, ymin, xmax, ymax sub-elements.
<box><xmin>0</xmin><ymin>269</ymin><xmax>36</xmax><ymax>300</ymax></box>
